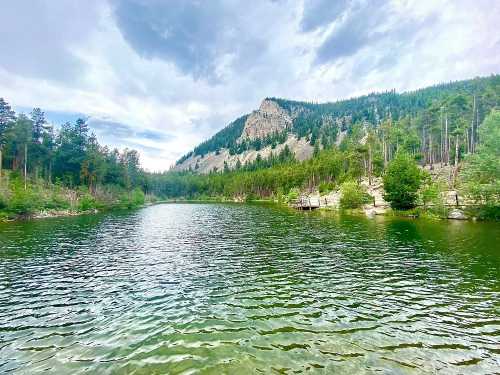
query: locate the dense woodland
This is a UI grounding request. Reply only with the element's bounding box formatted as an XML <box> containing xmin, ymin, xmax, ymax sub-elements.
<box><xmin>1</xmin><ymin>75</ymin><xmax>499</xmax><ymax>217</ymax></box>
<box><xmin>0</xmin><ymin>99</ymin><xmax>146</xmax><ymax>190</ymax></box>
<box><xmin>0</xmin><ymin>99</ymin><xmax>148</xmax><ymax>215</ymax></box>
<box><xmin>177</xmin><ymin>75</ymin><xmax>500</xmax><ymax>162</ymax></box>
<box><xmin>161</xmin><ymin>75</ymin><xmax>500</xmax><ymax>217</ymax></box>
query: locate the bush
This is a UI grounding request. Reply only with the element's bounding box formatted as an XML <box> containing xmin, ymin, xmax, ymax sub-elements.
<box><xmin>477</xmin><ymin>205</ymin><xmax>500</xmax><ymax>221</ymax></box>
<box><xmin>0</xmin><ymin>191</ymin><xmax>8</xmax><ymax>210</ymax></box>
<box><xmin>8</xmin><ymin>184</ymin><xmax>42</xmax><ymax>214</ymax></box>
<box><xmin>339</xmin><ymin>181</ymin><xmax>371</xmax><ymax>209</ymax></box>
<box><xmin>130</xmin><ymin>188</ymin><xmax>145</xmax><ymax>207</ymax></box>
<box><xmin>319</xmin><ymin>181</ymin><xmax>335</xmax><ymax>195</ymax></box>
<box><xmin>286</xmin><ymin>187</ymin><xmax>300</xmax><ymax>203</ymax></box>
<box><xmin>383</xmin><ymin>153</ymin><xmax>424</xmax><ymax>209</ymax></box>
<box><xmin>420</xmin><ymin>180</ymin><xmax>443</xmax><ymax>207</ymax></box>
<box><xmin>118</xmin><ymin>188</ymin><xmax>146</xmax><ymax>209</ymax></box>
<box><xmin>245</xmin><ymin>192</ymin><xmax>258</xmax><ymax>202</ymax></box>
<box><xmin>78</xmin><ymin>194</ymin><xmax>97</xmax><ymax>211</ymax></box>
<box><xmin>460</xmin><ymin>110</ymin><xmax>500</xmax><ymax>206</ymax></box>
<box><xmin>43</xmin><ymin>190</ymin><xmax>71</xmax><ymax>210</ymax></box>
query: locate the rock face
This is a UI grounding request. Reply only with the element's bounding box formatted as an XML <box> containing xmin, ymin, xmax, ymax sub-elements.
<box><xmin>239</xmin><ymin>99</ymin><xmax>292</xmax><ymax>141</ymax></box>
<box><xmin>173</xmin><ymin>135</ymin><xmax>314</xmax><ymax>174</ymax></box>
<box><xmin>448</xmin><ymin>209</ymin><xmax>468</xmax><ymax>220</ymax></box>
<box><xmin>173</xmin><ymin>98</ymin><xmax>346</xmax><ymax>174</ymax></box>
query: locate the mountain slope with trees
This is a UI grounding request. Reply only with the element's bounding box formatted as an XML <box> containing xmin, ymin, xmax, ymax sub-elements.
<box><xmin>175</xmin><ymin>75</ymin><xmax>500</xmax><ymax>175</ymax></box>
<box><xmin>1</xmin><ymin>74</ymin><xmax>498</xmax><ymax>220</ymax></box>
<box><xmin>160</xmin><ymin>75</ymin><xmax>500</xmax><ymax>219</ymax></box>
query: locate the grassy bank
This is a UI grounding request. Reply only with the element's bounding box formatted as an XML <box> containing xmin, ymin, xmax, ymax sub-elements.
<box><xmin>0</xmin><ymin>172</ymin><xmax>150</xmax><ymax>221</ymax></box>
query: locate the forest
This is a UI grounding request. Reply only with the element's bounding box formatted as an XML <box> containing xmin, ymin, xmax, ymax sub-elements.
<box><xmin>0</xmin><ymin>99</ymin><xmax>148</xmax><ymax>216</ymax></box>
<box><xmin>176</xmin><ymin>75</ymin><xmax>500</xmax><ymax>162</ymax></box>
<box><xmin>1</xmin><ymin>75</ymin><xmax>499</xmax><ymax>219</ymax></box>
<box><xmin>158</xmin><ymin>75</ymin><xmax>500</xmax><ymax>218</ymax></box>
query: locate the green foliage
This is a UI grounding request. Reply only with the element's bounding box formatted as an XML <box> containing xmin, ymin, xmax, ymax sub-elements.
<box><xmin>420</xmin><ymin>180</ymin><xmax>442</xmax><ymax>208</ymax></box>
<box><xmin>117</xmin><ymin>188</ymin><xmax>146</xmax><ymax>209</ymax></box>
<box><xmin>477</xmin><ymin>205</ymin><xmax>500</xmax><ymax>221</ymax></box>
<box><xmin>78</xmin><ymin>193</ymin><xmax>97</xmax><ymax>211</ymax></box>
<box><xmin>7</xmin><ymin>180</ymin><xmax>42</xmax><ymax>214</ymax></box>
<box><xmin>130</xmin><ymin>188</ymin><xmax>146</xmax><ymax>207</ymax></box>
<box><xmin>460</xmin><ymin>110</ymin><xmax>500</xmax><ymax>205</ymax></box>
<box><xmin>383</xmin><ymin>153</ymin><xmax>424</xmax><ymax>209</ymax></box>
<box><xmin>245</xmin><ymin>192</ymin><xmax>258</xmax><ymax>202</ymax></box>
<box><xmin>286</xmin><ymin>188</ymin><xmax>300</xmax><ymax>203</ymax></box>
<box><xmin>175</xmin><ymin>76</ymin><xmax>500</xmax><ymax>166</ymax></box>
<box><xmin>319</xmin><ymin>181</ymin><xmax>335</xmax><ymax>195</ymax></box>
<box><xmin>0</xmin><ymin>190</ymin><xmax>8</xmax><ymax>210</ymax></box>
<box><xmin>2</xmin><ymin>75</ymin><xmax>500</xmax><ymax>219</ymax></box>
<box><xmin>43</xmin><ymin>191</ymin><xmax>71</xmax><ymax>210</ymax></box>
<box><xmin>339</xmin><ymin>181</ymin><xmax>371</xmax><ymax>209</ymax></box>
<box><xmin>419</xmin><ymin>180</ymin><xmax>448</xmax><ymax>217</ymax></box>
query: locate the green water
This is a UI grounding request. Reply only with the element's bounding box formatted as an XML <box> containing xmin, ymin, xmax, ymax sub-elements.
<box><xmin>0</xmin><ymin>204</ymin><xmax>499</xmax><ymax>374</ymax></box>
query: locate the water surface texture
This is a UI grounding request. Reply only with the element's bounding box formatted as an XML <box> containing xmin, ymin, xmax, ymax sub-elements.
<box><xmin>1</xmin><ymin>204</ymin><xmax>499</xmax><ymax>374</ymax></box>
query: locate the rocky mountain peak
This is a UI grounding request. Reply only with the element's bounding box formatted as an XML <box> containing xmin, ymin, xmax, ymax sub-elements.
<box><xmin>239</xmin><ymin>99</ymin><xmax>292</xmax><ymax>141</ymax></box>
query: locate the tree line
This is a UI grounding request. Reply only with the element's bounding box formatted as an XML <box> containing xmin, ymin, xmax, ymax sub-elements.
<box><xmin>176</xmin><ymin>75</ymin><xmax>499</xmax><ymax>169</ymax></box>
<box><xmin>0</xmin><ymin>98</ymin><xmax>146</xmax><ymax>192</ymax></box>
<box><xmin>1</xmin><ymin>74</ymin><xmax>498</xmax><ymax>218</ymax></box>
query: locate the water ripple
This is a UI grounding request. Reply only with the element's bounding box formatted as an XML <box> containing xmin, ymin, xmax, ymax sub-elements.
<box><xmin>0</xmin><ymin>203</ymin><xmax>499</xmax><ymax>373</ymax></box>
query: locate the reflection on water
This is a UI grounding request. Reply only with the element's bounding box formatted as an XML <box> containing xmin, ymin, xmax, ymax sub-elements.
<box><xmin>0</xmin><ymin>203</ymin><xmax>499</xmax><ymax>373</ymax></box>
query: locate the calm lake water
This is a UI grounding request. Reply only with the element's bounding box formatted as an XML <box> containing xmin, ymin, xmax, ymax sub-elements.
<box><xmin>0</xmin><ymin>203</ymin><xmax>499</xmax><ymax>374</ymax></box>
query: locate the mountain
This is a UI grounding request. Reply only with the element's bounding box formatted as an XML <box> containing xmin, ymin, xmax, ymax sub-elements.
<box><xmin>174</xmin><ymin>75</ymin><xmax>500</xmax><ymax>173</ymax></box>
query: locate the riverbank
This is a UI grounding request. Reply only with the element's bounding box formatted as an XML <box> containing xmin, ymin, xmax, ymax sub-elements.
<box><xmin>0</xmin><ymin>173</ymin><xmax>151</xmax><ymax>222</ymax></box>
<box><xmin>145</xmin><ymin>197</ymin><xmax>498</xmax><ymax>222</ymax></box>
<box><xmin>2</xmin><ymin>190</ymin><xmax>496</xmax><ymax>223</ymax></box>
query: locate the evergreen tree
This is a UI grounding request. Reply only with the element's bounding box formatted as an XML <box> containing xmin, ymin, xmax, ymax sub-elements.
<box><xmin>0</xmin><ymin>98</ymin><xmax>16</xmax><ymax>177</ymax></box>
<box><xmin>383</xmin><ymin>153</ymin><xmax>424</xmax><ymax>209</ymax></box>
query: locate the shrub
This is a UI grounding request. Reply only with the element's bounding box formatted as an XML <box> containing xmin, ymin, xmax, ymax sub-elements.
<box><xmin>130</xmin><ymin>188</ymin><xmax>145</xmax><ymax>207</ymax></box>
<box><xmin>8</xmin><ymin>184</ymin><xmax>42</xmax><ymax>214</ymax></box>
<box><xmin>477</xmin><ymin>205</ymin><xmax>500</xmax><ymax>221</ymax></box>
<box><xmin>319</xmin><ymin>181</ymin><xmax>335</xmax><ymax>195</ymax></box>
<box><xmin>0</xmin><ymin>191</ymin><xmax>8</xmax><ymax>210</ymax></box>
<box><xmin>460</xmin><ymin>110</ymin><xmax>500</xmax><ymax>206</ymax></box>
<box><xmin>383</xmin><ymin>153</ymin><xmax>424</xmax><ymax>209</ymax></box>
<box><xmin>43</xmin><ymin>190</ymin><xmax>71</xmax><ymax>210</ymax></box>
<box><xmin>339</xmin><ymin>181</ymin><xmax>371</xmax><ymax>209</ymax></box>
<box><xmin>78</xmin><ymin>194</ymin><xmax>97</xmax><ymax>211</ymax></box>
<box><xmin>420</xmin><ymin>180</ymin><xmax>443</xmax><ymax>208</ymax></box>
<box><xmin>286</xmin><ymin>187</ymin><xmax>300</xmax><ymax>203</ymax></box>
<box><xmin>118</xmin><ymin>188</ymin><xmax>146</xmax><ymax>209</ymax></box>
<box><xmin>245</xmin><ymin>192</ymin><xmax>258</xmax><ymax>202</ymax></box>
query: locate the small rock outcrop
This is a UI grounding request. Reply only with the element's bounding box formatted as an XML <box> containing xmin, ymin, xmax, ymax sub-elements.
<box><xmin>448</xmin><ymin>209</ymin><xmax>468</xmax><ymax>220</ymax></box>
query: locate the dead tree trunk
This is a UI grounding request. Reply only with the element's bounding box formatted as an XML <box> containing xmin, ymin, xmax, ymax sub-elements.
<box><xmin>24</xmin><ymin>143</ymin><xmax>28</xmax><ymax>191</ymax></box>
<box><xmin>452</xmin><ymin>134</ymin><xmax>459</xmax><ymax>186</ymax></box>
<box><xmin>368</xmin><ymin>143</ymin><xmax>373</xmax><ymax>186</ymax></box>
<box><xmin>445</xmin><ymin>113</ymin><xmax>449</xmax><ymax>165</ymax></box>
<box><xmin>471</xmin><ymin>95</ymin><xmax>476</xmax><ymax>153</ymax></box>
<box><xmin>429</xmin><ymin>132</ymin><xmax>433</xmax><ymax>170</ymax></box>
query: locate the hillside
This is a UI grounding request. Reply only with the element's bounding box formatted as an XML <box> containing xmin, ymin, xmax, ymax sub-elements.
<box><xmin>174</xmin><ymin>75</ymin><xmax>500</xmax><ymax>173</ymax></box>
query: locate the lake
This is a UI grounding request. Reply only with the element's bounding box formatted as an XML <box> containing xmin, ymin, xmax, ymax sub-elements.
<box><xmin>0</xmin><ymin>203</ymin><xmax>499</xmax><ymax>374</ymax></box>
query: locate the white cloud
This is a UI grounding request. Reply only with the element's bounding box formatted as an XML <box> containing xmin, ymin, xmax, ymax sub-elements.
<box><xmin>0</xmin><ymin>0</ymin><xmax>498</xmax><ymax>171</ymax></box>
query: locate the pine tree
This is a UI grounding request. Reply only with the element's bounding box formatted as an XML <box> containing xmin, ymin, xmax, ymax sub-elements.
<box><xmin>0</xmin><ymin>98</ymin><xmax>16</xmax><ymax>178</ymax></box>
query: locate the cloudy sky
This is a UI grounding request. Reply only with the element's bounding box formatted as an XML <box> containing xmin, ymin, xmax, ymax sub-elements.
<box><xmin>1</xmin><ymin>0</ymin><xmax>499</xmax><ymax>171</ymax></box>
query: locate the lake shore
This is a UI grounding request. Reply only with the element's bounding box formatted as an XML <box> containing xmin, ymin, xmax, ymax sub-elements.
<box><xmin>140</xmin><ymin>199</ymin><xmax>495</xmax><ymax>222</ymax></box>
<box><xmin>1</xmin><ymin>195</ymin><xmax>495</xmax><ymax>223</ymax></box>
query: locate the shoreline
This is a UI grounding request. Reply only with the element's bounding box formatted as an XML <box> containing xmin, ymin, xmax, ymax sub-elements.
<box><xmin>144</xmin><ymin>199</ymin><xmax>494</xmax><ymax>222</ymax></box>
<box><xmin>0</xmin><ymin>199</ymin><xmax>495</xmax><ymax>223</ymax></box>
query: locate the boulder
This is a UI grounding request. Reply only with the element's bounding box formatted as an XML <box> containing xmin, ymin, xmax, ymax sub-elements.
<box><xmin>448</xmin><ymin>209</ymin><xmax>468</xmax><ymax>220</ymax></box>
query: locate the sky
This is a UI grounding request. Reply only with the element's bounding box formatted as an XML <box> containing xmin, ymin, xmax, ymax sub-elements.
<box><xmin>1</xmin><ymin>0</ymin><xmax>499</xmax><ymax>171</ymax></box>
